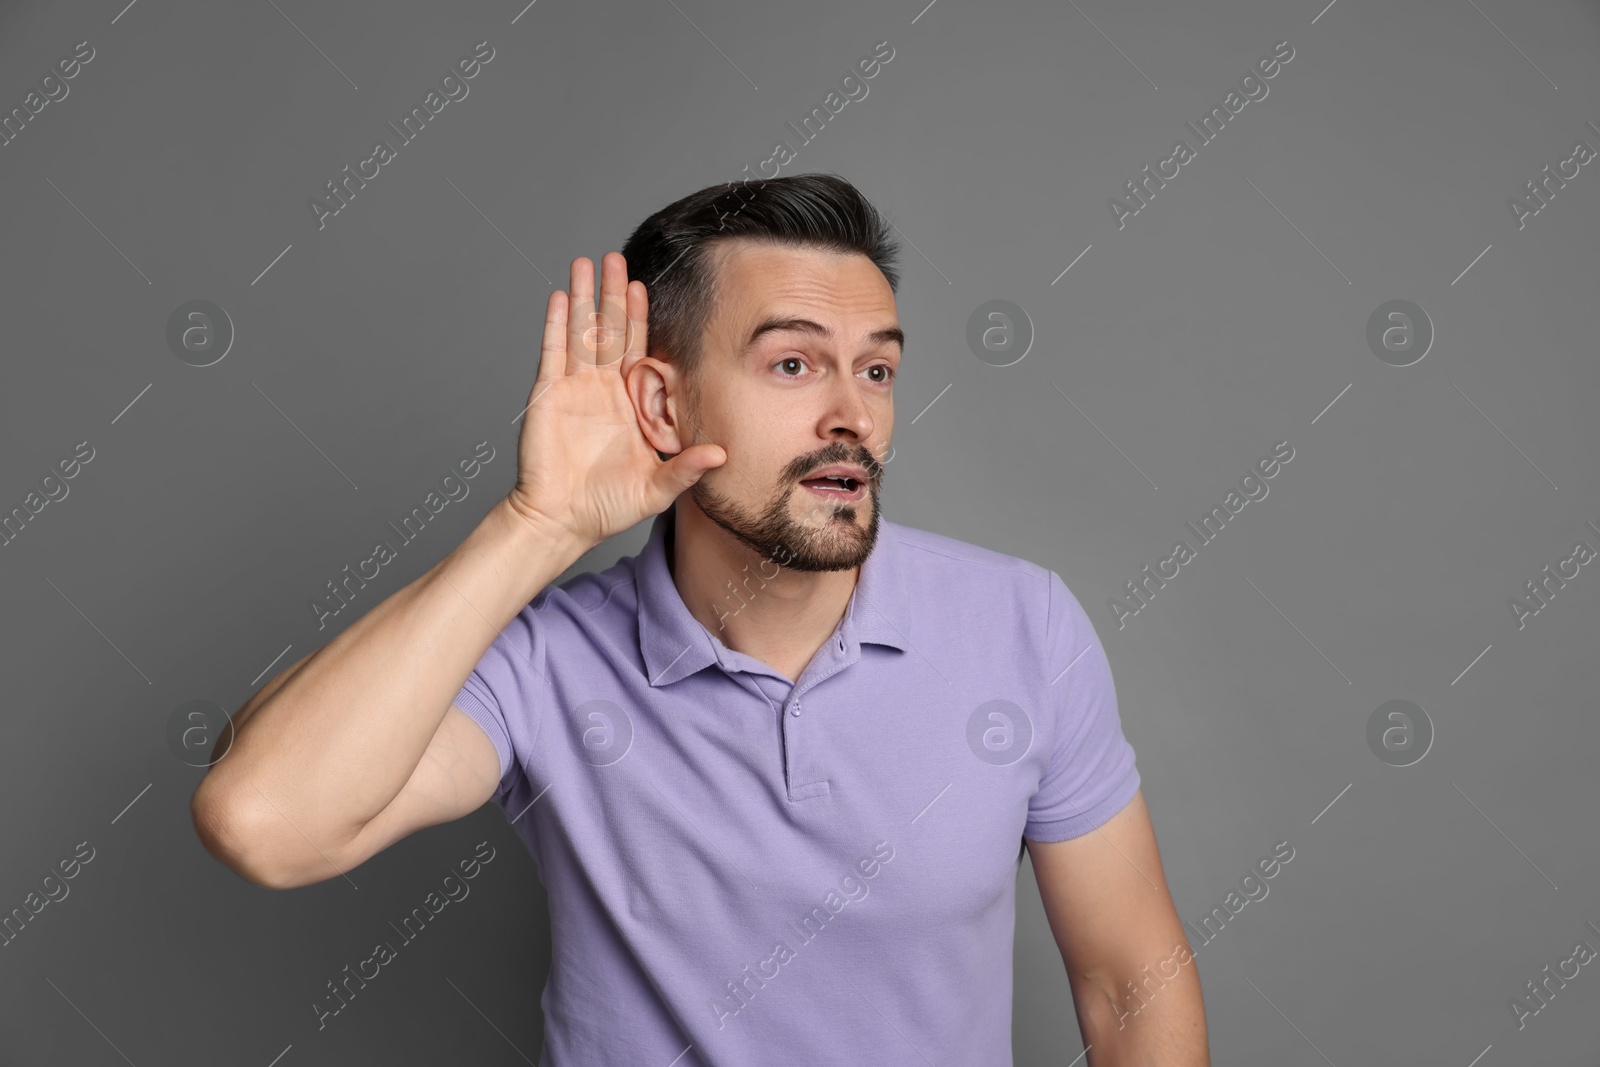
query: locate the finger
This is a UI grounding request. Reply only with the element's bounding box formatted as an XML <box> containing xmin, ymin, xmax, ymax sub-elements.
<box><xmin>620</xmin><ymin>279</ymin><xmax>648</xmax><ymax>377</ymax></box>
<box><xmin>535</xmin><ymin>287</ymin><xmax>569</xmax><ymax>384</ymax></box>
<box><xmin>593</xmin><ymin>252</ymin><xmax>628</xmax><ymax>368</ymax></box>
<box><xmin>567</xmin><ymin>256</ymin><xmax>597</xmax><ymax>369</ymax></box>
<box><xmin>652</xmin><ymin>442</ymin><xmax>727</xmax><ymax>506</ymax></box>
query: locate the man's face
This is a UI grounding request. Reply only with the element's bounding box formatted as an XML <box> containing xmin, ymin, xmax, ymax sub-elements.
<box><xmin>677</xmin><ymin>240</ymin><xmax>902</xmax><ymax>573</ymax></box>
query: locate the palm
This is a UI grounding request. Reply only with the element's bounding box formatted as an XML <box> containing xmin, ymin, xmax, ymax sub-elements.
<box><xmin>507</xmin><ymin>253</ymin><xmax>724</xmax><ymax>549</ymax></box>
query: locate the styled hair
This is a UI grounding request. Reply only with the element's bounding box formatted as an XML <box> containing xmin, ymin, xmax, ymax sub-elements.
<box><xmin>619</xmin><ymin>173</ymin><xmax>900</xmax><ymax>385</ymax></box>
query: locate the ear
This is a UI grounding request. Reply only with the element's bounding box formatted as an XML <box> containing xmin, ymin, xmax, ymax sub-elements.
<box><xmin>627</xmin><ymin>356</ymin><xmax>694</xmax><ymax>456</ymax></box>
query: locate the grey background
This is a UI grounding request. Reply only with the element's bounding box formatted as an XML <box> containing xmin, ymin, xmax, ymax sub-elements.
<box><xmin>2</xmin><ymin>0</ymin><xmax>1598</xmax><ymax>1063</ymax></box>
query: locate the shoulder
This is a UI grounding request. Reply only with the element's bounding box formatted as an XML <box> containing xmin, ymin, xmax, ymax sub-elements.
<box><xmin>896</xmin><ymin>521</ymin><xmax>1056</xmax><ymax>598</ymax></box>
<box><xmin>476</xmin><ymin>550</ymin><xmax>644</xmax><ymax>676</ymax></box>
<box><xmin>522</xmin><ymin>549</ymin><xmax>643</xmax><ymax>631</ymax></box>
<box><xmin>887</xmin><ymin>517</ymin><xmax>1060</xmax><ymax>614</ymax></box>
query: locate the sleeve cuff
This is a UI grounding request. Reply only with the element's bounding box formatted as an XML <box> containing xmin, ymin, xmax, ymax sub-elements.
<box><xmin>1023</xmin><ymin>763</ymin><xmax>1141</xmax><ymax>843</ymax></box>
<box><xmin>451</xmin><ymin>681</ymin><xmax>513</xmax><ymax>783</ymax></box>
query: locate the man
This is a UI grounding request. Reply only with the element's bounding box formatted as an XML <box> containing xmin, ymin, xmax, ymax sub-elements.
<box><xmin>190</xmin><ymin>173</ymin><xmax>1209</xmax><ymax>1065</ymax></box>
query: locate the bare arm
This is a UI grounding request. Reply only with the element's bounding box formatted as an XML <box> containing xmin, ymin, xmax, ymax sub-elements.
<box><xmin>191</xmin><ymin>500</ymin><xmax>585</xmax><ymax>888</ymax></box>
<box><xmin>1025</xmin><ymin>790</ymin><xmax>1211</xmax><ymax>1066</ymax></box>
<box><xmin>189</xmin><ymin>253</ymin><xmax>725</xmax><ymax>890</ymax></box>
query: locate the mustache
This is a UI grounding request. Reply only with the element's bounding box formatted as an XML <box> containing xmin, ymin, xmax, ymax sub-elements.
<box><xmin>785</xmin><ymin>447</ymin><xmax>884</xmax><ymax>483</ymax></box>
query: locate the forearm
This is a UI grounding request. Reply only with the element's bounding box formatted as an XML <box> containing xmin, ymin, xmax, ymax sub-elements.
<box><xmin>194</xmin><ymin>498</ymin><xmax>585</xmax><ymax>849</ymax></box>
<box><xmin>1075</xmin><ymin>955</ymin><xmax>1210</xmax><ymax>1067</ymax></box>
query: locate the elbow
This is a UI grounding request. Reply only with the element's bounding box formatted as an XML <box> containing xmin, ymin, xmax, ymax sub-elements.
<box><xmin>189</xmin><ymin>783</ymin><xmax>299</xmax><ymax>891</ymax></box>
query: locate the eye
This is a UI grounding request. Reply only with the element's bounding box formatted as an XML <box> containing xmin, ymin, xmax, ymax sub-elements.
<box><xmin>772</xmin><ymin>357</ymin><xmax>897</xmax><ymax>384</ymax></box>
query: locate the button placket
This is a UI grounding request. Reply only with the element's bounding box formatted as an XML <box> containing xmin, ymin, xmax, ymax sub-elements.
<box><xmin>781</xmin><ymin>642</ymin><xmax>852</xmax><ymax>801</ymax></box>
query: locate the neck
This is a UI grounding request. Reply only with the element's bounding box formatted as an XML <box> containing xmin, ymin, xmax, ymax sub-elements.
<box><xmin>668</xmin><ymin>501</ymin><xmax>859</xmax><ymax>682</ymax></box>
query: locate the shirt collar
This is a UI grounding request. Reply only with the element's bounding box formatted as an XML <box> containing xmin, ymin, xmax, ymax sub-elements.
<box><xmin>635</xmin><ymin>502</ymin><xmax>911</xmax><ymax>687</ymax></box>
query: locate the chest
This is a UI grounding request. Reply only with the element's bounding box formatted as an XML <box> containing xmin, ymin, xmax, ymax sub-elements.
<box><xmin>515</xmin><ymin>662</ymin><xmax>1046</xmax><ymax>945</ymax></box>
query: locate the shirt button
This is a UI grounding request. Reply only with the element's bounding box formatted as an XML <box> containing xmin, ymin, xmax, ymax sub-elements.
<box><xmin>790</xmin><ymin>705</ymin><xmax>802</xmax><ymax>716</ymax></box>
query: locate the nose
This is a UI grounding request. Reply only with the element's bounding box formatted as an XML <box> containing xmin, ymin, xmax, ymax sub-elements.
<box><xmin>819</xmin><ymin>370</ymin><xmax>875</xmax><ymax>445</ymax></box>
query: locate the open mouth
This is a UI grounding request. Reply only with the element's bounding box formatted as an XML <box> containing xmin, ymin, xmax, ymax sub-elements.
<box><xmin>799</xmin><ymin>475</ymin><xmax>866</xmax><ymax>502</ymax></box>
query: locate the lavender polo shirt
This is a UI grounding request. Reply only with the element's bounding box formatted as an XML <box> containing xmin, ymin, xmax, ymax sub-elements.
<box><xmin>452</xmin><ymin>504</ymin><xmax>1140</xmax><ymax>1066</ymax></box>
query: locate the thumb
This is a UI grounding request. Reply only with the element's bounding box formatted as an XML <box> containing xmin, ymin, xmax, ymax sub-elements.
<box><xmin>652</xmin><ymin>442</ymin><xmax>727</xmax><ymax>499</ymax></box>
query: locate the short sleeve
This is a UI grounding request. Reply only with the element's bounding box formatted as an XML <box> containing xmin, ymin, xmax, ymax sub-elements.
<box><xmin>1024</xmin><ymin>571</ymin><xmax>1140</xmax><ymax>842</ymax></box>
<box><xmin>451</xmin><ymin>601</ymin><xmax>547</xmax><ymax>805</ymax></box>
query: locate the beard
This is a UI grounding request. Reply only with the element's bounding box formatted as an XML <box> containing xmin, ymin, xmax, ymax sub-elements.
<box><xmin>686</xmin><ymin>448</ymin><xmax>882</xmax><ymax>573</ymax></box>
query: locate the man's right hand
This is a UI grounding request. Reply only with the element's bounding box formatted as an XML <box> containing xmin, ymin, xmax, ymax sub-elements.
<box><xmin>504</xmin><ymin>252</ymin><xmax>727</xmax><ymax>552</ymax></box>
<box><xmin>197</xmin><ymin>255</ymin><xmax>724</xmax><ymax>889</ymax></box>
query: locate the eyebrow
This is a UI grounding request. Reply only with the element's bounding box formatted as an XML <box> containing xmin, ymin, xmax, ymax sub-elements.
<box><xmin>740</xmin><ymin>316</ymin><xmax>904</xmax><ymax>359</ymax></box>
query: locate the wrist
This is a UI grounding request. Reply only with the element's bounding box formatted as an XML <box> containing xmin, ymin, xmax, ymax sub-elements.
<box><xmin>490</xmin><ymin>495</ymin><xmax>591</xmax><ymax>569</ymax></box>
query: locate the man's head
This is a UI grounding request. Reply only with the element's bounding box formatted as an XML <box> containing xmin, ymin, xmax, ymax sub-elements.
<box><xmin>622</xmin><ymin>174</ymin><xmax>902</xmax><ymax>573</ymax></box>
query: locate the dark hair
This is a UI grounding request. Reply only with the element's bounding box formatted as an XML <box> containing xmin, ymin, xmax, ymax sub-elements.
<box><xmin>620</xmin><ymin>173</ymin><xmax>900</xmax><ymax>385</ymax></box>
